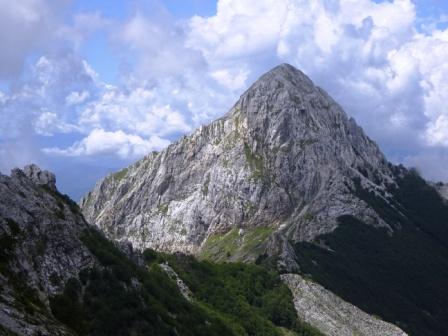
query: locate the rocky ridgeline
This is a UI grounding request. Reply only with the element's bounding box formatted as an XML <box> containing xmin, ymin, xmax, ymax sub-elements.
<box><xmin>81</xmin><ymin>64</ymin><xmax>396</xmax><ymax>270</ymax></box>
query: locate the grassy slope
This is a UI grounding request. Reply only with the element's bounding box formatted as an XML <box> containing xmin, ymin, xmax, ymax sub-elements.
<box><xmin>199</xmin><ymin>226</ymin><xmax>274</xmax><ymax>262</ymax></box>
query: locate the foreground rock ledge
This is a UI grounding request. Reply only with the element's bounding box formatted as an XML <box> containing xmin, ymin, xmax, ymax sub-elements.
<box><xmin>281</xmin><ymin>274</ymin><xmax>407</xmax><ymax>336</ymax></box>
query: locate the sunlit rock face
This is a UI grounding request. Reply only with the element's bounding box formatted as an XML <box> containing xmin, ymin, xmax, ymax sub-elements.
<box><xmin>81</xmin><ymin>64</ymin><xmax>396</xmax><ymax>269</ymax></box>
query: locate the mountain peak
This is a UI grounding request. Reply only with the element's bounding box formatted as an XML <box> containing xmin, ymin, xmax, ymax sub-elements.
<box><xmin>232</xmin><ymin>63</ymin><xmax>357</xmax><ymax>154</ymax></box>
<box><xmin>244</xmin><ymin>63</ymin><xmax>316</xmax><ymax>97</ymax></box>
<box><xmin>82</xmin><ymin>63</ymin><xmax>390</xmax><ymax>262</ymax></box>
<box><xmin>264</xmin><ymin>63</ymin><xmax>310</xmax><ymax>79</ymax></box>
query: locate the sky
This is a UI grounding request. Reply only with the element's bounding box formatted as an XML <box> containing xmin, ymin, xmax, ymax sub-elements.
<box><xmin>1</xmin><ymin>0</ymin><xmax>448</xmax><ymax>200</ymax></box>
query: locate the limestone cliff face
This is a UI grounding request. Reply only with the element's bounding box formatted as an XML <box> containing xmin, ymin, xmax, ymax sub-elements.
<box><xmin>81</xmin><ymin>64</ymin><xmax>396</xmax><ymax>268</ymax></box>
<box><xmin>0</xmin><ymin>165</ymin><xmax>96</xmax><ymax>335</ymax></box>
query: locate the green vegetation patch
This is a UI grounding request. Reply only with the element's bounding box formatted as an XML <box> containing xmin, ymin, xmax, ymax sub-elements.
<box><xmin>298</xmin><ymin>139</ymin><xmax>317</xmax><ymax>150</ymax></box>
<box><xmin>0</xmin><ymin>219</ymin><xmax>22</xmax><ymax>274</ymax></box>
<box><xmin>144</xmin><ymin>251</ymin><xmax>323</xmax><ymax>336</ymax></box>
<box><xmin>244</xmin><ymin>142</ymin><xmax>265</xmax><ymax>180</ymax></box>
<box><xmin>5</xmin><ymin>218</ymin><xmax>21</xmax><ymax>236</ymax></box>
<box><xmin>199</xmin><ymin>226</ymin><xmax>275</xmax><ymax>262</ymax></box>
<box><xmin>40</xmin><ymin>185</ymin><xmax>81</xmax><ymax>215</ymax></box>
<box><xmin>10</xmin><ymin>272</ymin><xmax>47</xmax><ymax>316</ymax></box>
<box><xmin>202</xmin><ymin>174</ymin><xmax>210</xmax><ymax>196</ymax></box>
<box><xmin>50</xmin><ymin>227</ymin><xmax>234</xmax><ymax>336</ymax></box>
<box><xmin>157</xmin><ymin>203</ymin><xmax>169</xmax><ymax>216</ymax></box>
<box><xmin>112</xmin><ymin>167</ymin><xmax>129</xmax><ymax>182</ymax></box>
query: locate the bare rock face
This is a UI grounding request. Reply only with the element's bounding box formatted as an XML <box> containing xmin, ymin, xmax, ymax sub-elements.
<box><xmin>81</xmin><ymin>64</ymin><xmax>396</xmax><ymax>269</ymax></box>
<box><xmin>0</xmin><ymin>166</ymin><xmax>96</xmax><ymax>335</ymax></box>
<box><xmin>22</xmin><ymin>164</ymin><xmax>57</xmax><ymax>191</ymax></box>
<box><xmin>281</xmin><ymin>274</ymin><xmax>407</xmax><ymax>336</ymax></box>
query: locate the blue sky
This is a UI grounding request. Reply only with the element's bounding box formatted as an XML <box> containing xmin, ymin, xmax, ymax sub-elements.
<box><xmin>1</xmin><ymin>0</ymin><xmax>448</xmax><ymax>200</ymax></box>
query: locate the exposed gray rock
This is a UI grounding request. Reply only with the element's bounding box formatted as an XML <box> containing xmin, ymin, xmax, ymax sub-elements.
<box><xmin>0</xmin><ymin>166</ymin><xmax>96</xmax><ymax>335</ymax></box>
<box><xmin>22</xmin><ymin>164</ymin><xmax>57</xmax><ymax>191</ymax></box>
<box><xmin>81</xmin><ymin>64</ymin><xmax>396</xmax><ymax>269</ymax></box>
<box><xmin>159</xmin><ymin>262</ymin><xmax>193</xmax><ymax>301</ymax></box>
<box><xmin>281</xmin><ymin>274</ymin><xmax>407</xmax><ymax>336</ymax></box>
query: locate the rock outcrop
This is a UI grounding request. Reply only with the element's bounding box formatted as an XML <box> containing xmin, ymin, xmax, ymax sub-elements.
<box><xmin>159</xmin><ymin>262</ymin><xmax>193</xmax><ymax>301</ymax></box>
<box><xmin>81</xmin><ymin>64</ymin><xmax>396</xmax><ymax>270</ymax></box>
<box><xmin>0</xmin><ymin>165</ymin><xmax>95</xmax><ymax>335</ymax></box>
<box><xmin>281</xmin><ymin>274</ymin><xmax>407</xmax><ymax>336</ymax></box>
<box><xmin>22</xmin><ymin>164</ymin><xmax>57</xmax><ymax>191</ymax></box>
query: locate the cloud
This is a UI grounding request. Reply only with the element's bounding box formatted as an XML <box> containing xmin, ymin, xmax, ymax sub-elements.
<box><xmin>34</xmin><ymin>110</ymin><xmax>79</xmax><ymax>136</ymax></box>
<box><xmin>57</xmin><ymin>11</ymin><xmax>111</xmax><ymax>50</ymax></box>
<box><xmin>403</xmin><ymin>149</ymin><xmax>448</xmax><ymax>182</ymax></box>
<box><xmin>0</xmin><ymin>52</ymin><xmax>198</xmax><ymax>162</ymax></box>
<box><xmin>0</xmin><ymin>0</ymin><xmax>67</xmax><ymax>79</ymax></box>
<box><xmin>78</xmin><ymin>84</ymin><xmax>192</xmax><ymax>137</ymax></box>
<box><xmin>188</xmin><ymin>0</ymin><xmax>290</xmax><ymax>59</ymax></box>
<box><xmin>211</xmin><ymin>67</ymin><xmax>250</xmax><ymax>90</ymax></box>
<box><xmin>43</xmin><ymin>128</ymin><xmax>169</xmax><ymax>158</ymax></box>
<box><xmin>115</xmin><ymin>12</ymin><xmax>205</xmax><ymax>78</ymax></box>
<box><xmin>66</xmin><ymin>91</ymin><xmax>90</xmax><ymax>106</ymax></box>
<box><xmin>0</xmin><ymin>53</ymin><xmax>98</xmax><ymax>141</ymax></box>
<box><xmin>3</xmin><ymin>0</ymin><xmax>448</xmax><ymax>188</ymax></box>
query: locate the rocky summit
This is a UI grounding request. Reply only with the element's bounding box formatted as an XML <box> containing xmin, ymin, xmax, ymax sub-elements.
<box><xmin>81</xmin><ymin>63</ymin><xmax>394</xmax><ymax>269</ymax></box>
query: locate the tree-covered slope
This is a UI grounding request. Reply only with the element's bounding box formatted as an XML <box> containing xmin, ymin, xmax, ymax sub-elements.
<box><xmin>143</xmin><ymin>249</ymin><xmax>323</xmax><ymax>336</ymax></box>
<box><xmin>50</xmin><ymin>227</ymin><xmax>322</xmax><ymax>336</ymax></box>
<box><xmin>295</xmin><ymin>168</ymin><xmax>448</xmax><ymax>336</ymax></box>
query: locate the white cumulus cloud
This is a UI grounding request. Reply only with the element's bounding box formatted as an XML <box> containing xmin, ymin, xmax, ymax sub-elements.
<box><xmin>43</xmin><ymin>128</ymin><xmax>170</xmax><ymax>158</ymax></box>
<box><xmin>34</xmin><ymin>110</ymin><xmax>79</xmax><ymax>136</ymax></box>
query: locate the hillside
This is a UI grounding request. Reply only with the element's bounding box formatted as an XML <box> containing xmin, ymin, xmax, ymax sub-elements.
<box><xmin>0</xmin><ymin>165</ymin><xmax>320</xmax><ymax>335</ymax></box>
